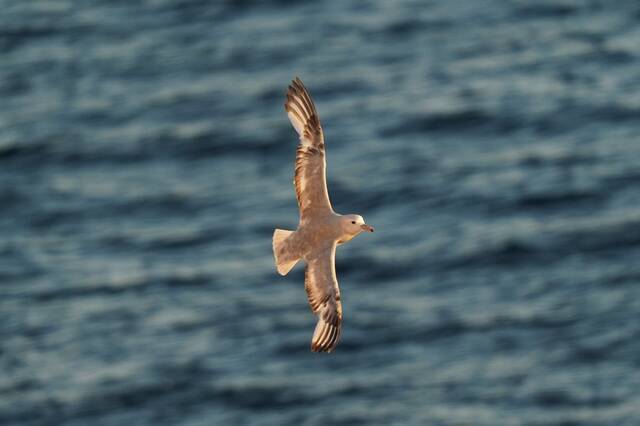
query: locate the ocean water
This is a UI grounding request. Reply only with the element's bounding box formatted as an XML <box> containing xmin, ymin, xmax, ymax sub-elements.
<box><xmin>2</xmin><ymin>1</ymin><xmax>640</xmax><ymax>425</ymax></box>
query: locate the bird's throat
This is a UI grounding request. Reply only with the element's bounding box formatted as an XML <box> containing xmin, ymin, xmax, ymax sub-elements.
<box><xmin>337</xmin><ymin>234</ymin><xmax>356</xmax><ymax>245</ymax></box>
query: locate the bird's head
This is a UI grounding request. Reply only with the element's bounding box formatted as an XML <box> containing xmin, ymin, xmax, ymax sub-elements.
<box><xmin>341</xmin><ymin>214</ymin><xmax>374</xmax><ymax>237</ymax></box>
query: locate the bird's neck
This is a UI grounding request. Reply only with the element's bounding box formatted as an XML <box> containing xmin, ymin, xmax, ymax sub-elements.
<box><xmin>337</xmin><ymin>233</ymin><xmax>356</xmax><ymax>245</ymax></box>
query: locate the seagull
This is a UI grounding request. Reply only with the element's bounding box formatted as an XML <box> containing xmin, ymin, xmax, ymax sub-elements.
<box><xmin>272</xmin><ymin>77</ymin><xmax>374</xmax><ymax>353</ymax></box>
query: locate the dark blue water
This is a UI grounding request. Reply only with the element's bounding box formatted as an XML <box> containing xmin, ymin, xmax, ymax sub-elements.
<box><xmin>2</xmin><ymin>1</ymin><xmax>640</xmax><ymax>425</ymax></box>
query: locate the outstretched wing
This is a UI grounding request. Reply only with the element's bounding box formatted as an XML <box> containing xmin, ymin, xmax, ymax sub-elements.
<box><xmin>285</xmin><ymin>77</ymin><xmax>333</xmax><ymax>219</ymax></box>
<box><xmin>304</xmin><ymin>244</ymin><xmax>342</xmax><ymax>353</ymax></box>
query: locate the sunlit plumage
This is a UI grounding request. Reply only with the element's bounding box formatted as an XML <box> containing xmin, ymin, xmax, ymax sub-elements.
<box><xmin>273</xmin><ymin>78</ymin><xmax>373</xmax><ymax>353</ymax></box>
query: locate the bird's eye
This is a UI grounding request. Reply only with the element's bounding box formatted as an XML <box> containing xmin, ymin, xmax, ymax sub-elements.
<box><xmin>351</xmin><ymin>221</ymin><xmax>356</xmax><ymax>224</ymax></box>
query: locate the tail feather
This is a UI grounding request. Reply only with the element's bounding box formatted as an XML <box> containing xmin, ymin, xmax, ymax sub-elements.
<box><xmin>273</xmin><ymin>229</ymin><xmax>300</xmax><ymax>275</ymax></box>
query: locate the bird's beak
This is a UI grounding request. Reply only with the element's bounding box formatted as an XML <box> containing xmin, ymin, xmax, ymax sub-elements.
<box><xmin>360</xmin><ymin>224</ymin><xmax>374</xmax><ymax>233</ymax></box>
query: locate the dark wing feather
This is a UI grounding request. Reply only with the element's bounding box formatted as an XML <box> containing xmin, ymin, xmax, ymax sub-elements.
<box><xmin>305</xmin><ymin>244</ymin><xmax>342</xmax><ymax>353</ymax></box>
<box><xmin>284</xmin><ymin>78</ymin><xmax>333</xmax><ymax>219</ymax></box>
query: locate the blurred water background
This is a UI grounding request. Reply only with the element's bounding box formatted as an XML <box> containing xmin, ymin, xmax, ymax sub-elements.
<box><xmin>2</xmin><ymin>0</ymin><xmax>640</xmax><ymax>425</ymax></box>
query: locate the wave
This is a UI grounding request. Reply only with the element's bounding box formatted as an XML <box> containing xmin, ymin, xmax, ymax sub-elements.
<box><xmin>514</xmin><ymin>189</ymin><xmax>604</xmax><ymax>210</ymax></box>
<box><xmin>102</xmin><ymin>226</ymin><xmax>223</xmax><ymax>252</ymax></box>
<box><xmin>0</xmin><ymin>24</ymin><xmax>63</xmax><ymax>52</ymax></box>
<box><xmin>338</xmin><ymin>310</ymin><xmax>577</xmax><ymax>353</ymax></box>
<box><xmin>380</xmin><ymin>109</ymin><xmax>520</xmax><ymax>136</ymax></box>
<box><xmin>381</xmin><ymin>102</ymin><xmax>640</xmax><ymax>138</ymax></box>
<box><xmin>32</xmin><ymin>271</ymin><xmax>214</xmax><ymax>302</ymax></box>
<box><xmin>513</xmin><ymin>4</ymin><xmax>577</xmax><ymax>19</ymax></box>
<box><xmin>531</xmin><ymin>389</ymin><xmax>619</xmax><ymax>408</ymax></box>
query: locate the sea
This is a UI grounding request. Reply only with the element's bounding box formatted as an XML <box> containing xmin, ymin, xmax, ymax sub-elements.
<box><xmin>2</xmin><ymin>1</ymin><xmax>640</xmax><ymax>425</ymax></box>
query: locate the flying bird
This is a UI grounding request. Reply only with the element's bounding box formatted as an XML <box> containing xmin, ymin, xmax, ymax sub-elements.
<box><xmin>273</xmin><ymin>77</ymin><xmax>374</xmax><ymax>353</ymax></box>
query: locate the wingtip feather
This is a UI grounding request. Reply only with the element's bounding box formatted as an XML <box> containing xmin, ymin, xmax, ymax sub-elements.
<box><xmin>310</xmin><ymin>318</ymin><xmax>340</xmax><ymax>353</ymax></box>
